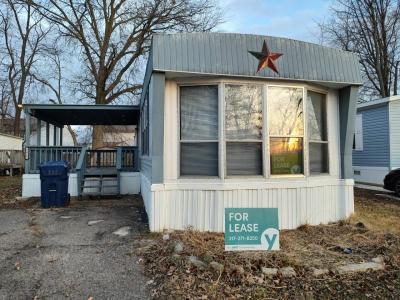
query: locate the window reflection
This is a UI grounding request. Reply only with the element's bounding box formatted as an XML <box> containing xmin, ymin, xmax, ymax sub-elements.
<box><xmin>268</xmin><ymin>87</ymin><xmax>303</xmax><ymax>136</ymax></box>
<box><xmin>225</xmin><ymin>85</ymin><xmax>262</xmax><ymax>140</ymax></box>
<box><xmin>270</xmin><ymin>137</ymin><xmax>303</xmax><ymax>175</ymax></box>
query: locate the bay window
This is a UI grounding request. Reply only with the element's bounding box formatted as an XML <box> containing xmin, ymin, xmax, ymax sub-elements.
<box><xmin>307</xmin><ymin>90</ymin><xmax>329</xmax><ymax>174</ymax></box>
<box><xmin>178</xmin><ymin>82</ymin><xmax>330</xmax><ymax>178</ymax></box>
<box><xmin>180</xmin><ymin>85</ymin><xmax>219</xmax><ymax>176</ymax></box>
<box><xmin>225</xmin><ymin>84</ymin><xmax>263</xmax><ymax>176</ymax></box>
<box><xmin>268</xmin><ymin>87</ymin><xmax>304</xmax><ymax>175</ymax></box>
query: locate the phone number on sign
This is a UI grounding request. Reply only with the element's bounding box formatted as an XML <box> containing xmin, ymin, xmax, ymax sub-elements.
<box><xmin>228</xmin><ymin>236</ymin><xmax>259</xmax><ymax>241</ymax></box>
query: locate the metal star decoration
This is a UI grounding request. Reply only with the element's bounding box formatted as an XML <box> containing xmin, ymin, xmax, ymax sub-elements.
<box><xmin>249</xmin><ymin>40</ymin><xmax>283</xmax><ymax>74</ymax></box>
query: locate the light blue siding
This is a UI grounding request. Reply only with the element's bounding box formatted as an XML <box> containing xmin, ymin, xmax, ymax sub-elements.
<box><xmin>353</xmin><ymin>104</ymin><xmax>390</xmax><ymax>167</ymax></box>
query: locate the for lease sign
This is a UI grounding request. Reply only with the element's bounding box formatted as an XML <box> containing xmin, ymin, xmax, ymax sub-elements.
<box><xmin>224</xmin><ymin>208</ymin><xmax>279</xmax><ymax>251</ymax></box>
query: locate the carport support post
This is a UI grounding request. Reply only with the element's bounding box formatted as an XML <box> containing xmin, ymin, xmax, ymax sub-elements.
<box><xmin>45</xmin><ymin>122</ymin><xmax>50</xmax><ymax>146</ymax></box>
<box><xmin>53</xmin><ymin>125</ymin><xmax>57</xmax><ymax>146</ymax></box>
<box><xmin>59</xmin><ymin>126</ymin><xmax>63</xmax><ymax>146</ymax></box>
<box><xmin>24</xmin><ymin>110</ymin><xmax>31</xmax><ymax>173</ymax></box>
<box><xmin>36</xmin><ymin>118</ymin><xmax>41</xmax><ymax>146</ymax></box>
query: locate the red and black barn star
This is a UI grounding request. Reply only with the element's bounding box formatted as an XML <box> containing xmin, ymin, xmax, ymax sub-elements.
<box><xmin>249</xmin><ymin>40</ymin><xmax>283</xmax><ymax>74</ymax></box>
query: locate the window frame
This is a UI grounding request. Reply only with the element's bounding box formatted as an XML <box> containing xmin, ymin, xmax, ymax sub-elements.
<box><xmin>178</xmin><ymin>83</ymin><xmax>220</xmax><ymax>178</ymax></box>
<box><xmin>140</xmin><ymin>90</ymin><xmax>150</xmax><ymax>156</ymax></box>
<box><xmin>267</xmin><ymin>84</ymin><xmax>307</xmax><ymax>178</ymax></box>
<box><xmin>223</xmin><ymin>82</ymin><xmax>265</xmax><ymax>178</ymax></box>
<box><xmin>353</xmin><ymin>113</ymin><xmax>363</xmax><ymax>151</ymax></box>
<box><xmin>306</xmin><ymin>88</ymin><xmax>330</xmax><ymax>176</ymax></box>
<box><xmin>175</xmin><ymin>79</ymin><xmax>331</xmax><ymax>180</ymax></box>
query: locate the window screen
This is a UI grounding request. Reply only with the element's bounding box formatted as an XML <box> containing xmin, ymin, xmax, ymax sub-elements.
<box><xmin>307</xmin><ymin>90</ymin><xmax>329</xmax><ymax>174</ymax></box>
<box><xmin>225</xmin><ymin>84</ymin><xmax>263</xmax><ymax>176</ymax></box>
<box><xmin>180</xmin><ymin>85</ymin><xmax>218</xmax><ymax>176</ymax></box>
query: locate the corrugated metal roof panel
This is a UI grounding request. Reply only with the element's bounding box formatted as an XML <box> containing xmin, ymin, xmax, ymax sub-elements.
<box><xmin>150</xmin><ymin>32</ymin><xmax>362</xmax><ymax>85</ymax></box>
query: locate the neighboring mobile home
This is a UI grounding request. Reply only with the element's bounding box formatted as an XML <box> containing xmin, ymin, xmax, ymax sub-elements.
<box><xmin>353</xmin><ymin>95</ymin><xmax>400</xmax><ymax>185</ymax></box>
<box><xmin>0</xmin><ymin>133</ymin><xmax>23</xmax><ymax>175</ymax></box>
<box><xmin>138</xmin><ymin>32</ymin><xmax>361</xmax><ymax>232</ymax></box>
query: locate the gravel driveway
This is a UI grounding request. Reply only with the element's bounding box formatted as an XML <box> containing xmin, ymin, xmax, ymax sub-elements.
<box><xmin>0</xmin><ymin>198</ymin><xmax>150</xmax><ymax>299</ymax></box>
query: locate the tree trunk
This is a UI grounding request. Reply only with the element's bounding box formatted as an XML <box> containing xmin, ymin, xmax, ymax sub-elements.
<box><xmin>66</xmin><ymin>125</ymin><xmax>78</xmax><ymax>146</ymax></box>
<box><xmin>14</xmin><ymin>108</ymin><xmax>21</xmax><ymax>136</ymax></box>
<box><xmin>92</xmin><ymin>125</ymin><xmax>105</xmax><ymax>149</ymax></box>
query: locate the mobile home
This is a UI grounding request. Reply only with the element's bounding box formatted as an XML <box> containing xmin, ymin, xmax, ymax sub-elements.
<box><xmin>139</xmin><ymin>32</ymin><xmax>361</xmax><ymax>232</ymax></box>
<box><xmin>353</xmin><ymin>95</ymin><xmax>400</xmax><ymax>185</ymax></box>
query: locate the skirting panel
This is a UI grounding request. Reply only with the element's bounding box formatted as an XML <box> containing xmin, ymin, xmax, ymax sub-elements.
<box><xmin>144</xmin><ymin>179</ymin><xmax>354</xmax><ymax>232</ymax></box>
<box><xmin>22</xmin><ymin>174</ymin><xmax>78</xmax><ymax>198</ymax></box>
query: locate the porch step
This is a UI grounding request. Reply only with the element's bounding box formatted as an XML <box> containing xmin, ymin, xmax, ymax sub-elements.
<box><xmin>80</xmin><ymin>174</ymin><xmax>120</xmax><ymax>196</ymax></box>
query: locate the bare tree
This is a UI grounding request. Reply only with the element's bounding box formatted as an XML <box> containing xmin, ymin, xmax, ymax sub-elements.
<box><xmin>320</xmin><ymin>0</ymin><xmax>400</xmax><ymax>100</ymax></box>
<box><xmin>29</xmin><ymin>0</ymin><xmax>222</xmax><ymax>148</ymax></box>
<box><xmin>31</xmin><ymin>48</ymin><xmax>78</xmax><ymax>145</ymax></box>
<box><xmin>0</xmin><ymin>79</ymin><xmax>12</xmax><ymax>131</ymax></box>
<box><xmin>0</xmin><ymin>0</ymin><xmax>50</xmax><ymax>135</ymax></box>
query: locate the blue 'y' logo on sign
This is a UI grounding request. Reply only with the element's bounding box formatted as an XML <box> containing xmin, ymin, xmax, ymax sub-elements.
<box><xmin>261</xmin><ymin>228</ymin><xmax>280</xmax><ymax>250</ymax></box>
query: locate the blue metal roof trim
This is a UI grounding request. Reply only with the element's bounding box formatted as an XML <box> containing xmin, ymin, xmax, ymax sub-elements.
<box><xmin>150</xmin><ymin>32</ymin><xmax>363</xmax><ymax>85</ymax></box>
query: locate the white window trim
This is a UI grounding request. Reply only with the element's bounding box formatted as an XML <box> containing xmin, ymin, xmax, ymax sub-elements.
<box><xmin>307</xmin><ymin>88</ymin><xmax>331</xmax><ymax>176</ymax></box>
<box><xmin>178</xmin><ymin>83</ymin><xmax>220</xmax><ymax>178</ymax></box>
<box><xmin>175</xmin><ymin>79</ymin><xmax>331</xmax><ymax>179</ymax></box>
<box><xmin>223</xmin><ymin>82</ymin><xmax>264</xmax><ymax>178</ymax></box>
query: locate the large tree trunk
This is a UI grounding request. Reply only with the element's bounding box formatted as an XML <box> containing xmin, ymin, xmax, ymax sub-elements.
<box><xmin>14</xmin><ymin>108</ymin><xmax>21</xmax><ymax>136</ymax></box>
<box><xmin>92</xmin><ymin>125</ymin><xmax>105</xmax><ymax>149</ymax></box>
<box><xmin>92</xmin><ymin>90</ymin><xmax>107</xmax><ymax>149</ymax></box>
<box><xmin>66</xmin><ymin>125</ymin><xmax>78</xmax><ymax>146</ymax></box>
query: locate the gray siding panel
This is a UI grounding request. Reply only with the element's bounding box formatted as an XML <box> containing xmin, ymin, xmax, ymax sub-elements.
<box><xmin>151</xmin><ymin>33</ymin><xmax>362</xmax><ymax>85</ymax></box>
<box><xmin>140</xmin><ymin>156</ymin><xmax>152</xmax><ymax>181</ymax></box>
<box><xmin>339</xmin><ymin>86</ymin><xmax>359</xmax><ymax>179</ymax></box>
<box><xmin>353</xmin><ymin>105</ymin><xmax>390</xmax><ymax>167</ymax></box>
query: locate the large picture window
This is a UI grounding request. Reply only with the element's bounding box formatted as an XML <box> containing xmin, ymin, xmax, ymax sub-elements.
<box><xmin>268</xmin><ymin>87</ymin><xmax>304</xmax><ymax>175</ymax></box>
<box><xmin>180</xmin><ymin>85</ymin><xmax>219</xmax><ymax>176</ymax></box>
<box><xmin>225</xmin><ymin>84</ymin><xmax>263</xmax><ymax>175</ymax></box>
<box><xmin>308</xmin><ymin>91</ymin><xmax>328</xmax><ymax>174</ymax></box>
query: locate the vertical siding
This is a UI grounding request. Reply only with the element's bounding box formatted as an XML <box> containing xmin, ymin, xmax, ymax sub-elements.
<box><xmin>151</xmin><ymin>33</ymin><xmax>362</xmax><ymax>85</ymax></box>
<box><xmin>145</xmin><ymin>180</ymin><xmax>354</xmax><ymax>232</ymax></box>
<box><xmin>353</xmin><ymin>104</ymin><xmax>390</xmax><ymax>167</ymax></box>
<box><xmin>390</xmin><ymin>101</ymin><xmax>400</xmax><ymax>168</ymax></box>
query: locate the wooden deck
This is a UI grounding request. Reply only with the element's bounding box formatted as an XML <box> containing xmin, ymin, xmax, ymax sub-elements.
<box><xmin>0</xmin><ymin>150</ymin><xmax>23</xmax><ymax>176</ymax></box>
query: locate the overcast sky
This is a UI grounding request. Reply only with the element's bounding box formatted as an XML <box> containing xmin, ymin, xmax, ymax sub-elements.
<box><xmin>217</xmin><ymin>0</ymin><xmax>331</xmax><ymax>43</ymax></box>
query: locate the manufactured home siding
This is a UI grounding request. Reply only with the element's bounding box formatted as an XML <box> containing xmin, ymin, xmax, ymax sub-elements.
<box><xmin>151</xmin><ymin>33</ymin><xmax>362</xmax><ymax>85</ymax></box>
<box><xmin>353</xmin><ymin>104</ymin><xmax>390</xmax><ymax>167</ymax></box>
<box><xmin>390</xmin><ymin>100</ymin><xmax>400</xmax><ymax>168</ymax></box>
<box><xmin>0</xmin><ymin>134</ymin><xmax>22</xmax><ymax>150</ymax></box>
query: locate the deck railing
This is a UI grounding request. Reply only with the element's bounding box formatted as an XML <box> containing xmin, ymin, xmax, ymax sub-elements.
<box><xmin>118</xmin><ymin>146</ymin><xmax>139</xmax><ymax>171</ymax></box>
<box><xmin>25</xmin><ymin>146</ymin><xmax>83</xmax><ymax>174</ymax></box>
<box><xmin>86</xmin><ymin>149</ymin><xmax>117</xmax><ymax>168</ymax></box>
<box><xmin>0</xmin><ymin>150</ymin><xmax>23</xmax><ymax>167</ymax></box>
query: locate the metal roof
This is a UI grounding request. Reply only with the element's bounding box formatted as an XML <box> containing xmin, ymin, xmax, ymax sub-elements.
<box><xmin>148</xmin><ymin>32</ymin><xmax>363</xmax><ymax>86</ymax></box>
<box><xmin>23</xmin><ymin>104</ymin><xmax>139</xmax><ymax>126</ymax></box>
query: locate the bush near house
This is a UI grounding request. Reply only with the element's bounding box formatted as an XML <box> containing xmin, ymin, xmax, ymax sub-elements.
<box><xmin>138</xmin><ymin>188</ymin><xmax>400</xmax><ymax>299</ymax></box>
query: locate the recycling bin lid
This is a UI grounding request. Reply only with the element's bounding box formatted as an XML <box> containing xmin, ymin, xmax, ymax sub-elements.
<box><xmin>39</xmin><ymin>160</ymin><xmax>70</xmax><ymax>171</ymax></box>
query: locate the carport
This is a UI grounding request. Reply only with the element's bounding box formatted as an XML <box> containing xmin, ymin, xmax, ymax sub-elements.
<box><xmin>22</xmin><ymin>104</ymin><xmax>141</xmax><ymax>198</ymax></box>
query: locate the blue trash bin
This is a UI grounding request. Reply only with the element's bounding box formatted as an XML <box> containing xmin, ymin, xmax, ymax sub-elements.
<box><xmin>39</xmin><ymin>161</ymin><xmax>70</xmax><ymax>208</ymax></box>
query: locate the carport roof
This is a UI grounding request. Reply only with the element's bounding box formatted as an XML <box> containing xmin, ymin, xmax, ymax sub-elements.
<box><xmin>23</xmin><ymin>104</ymin><xmax>139</xmax><ymax>126</ymax></box>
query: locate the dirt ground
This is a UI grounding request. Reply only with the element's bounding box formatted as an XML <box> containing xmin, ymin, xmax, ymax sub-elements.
<box><xmin>140</xmin><ymin>188</ymin><xmax>400</xmax><ymax>299</ymax></box>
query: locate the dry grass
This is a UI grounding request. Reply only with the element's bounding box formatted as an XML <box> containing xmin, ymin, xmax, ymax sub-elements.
<box><xmin>353</xmin><ymin>187</ymin><xmax>400</xmax><ymax>233</ymax></box>
<box><xmin>0</xmin><ymin>176</ymin><xmax>21</xmax><ymax>204</ymax></box>
<box><xmin>140</xmin><ymin>188</ymin><xmax>400</xmax><ymax>299</ymax></box>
